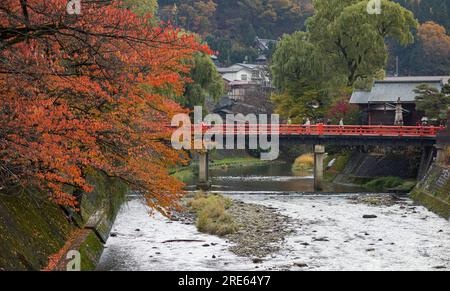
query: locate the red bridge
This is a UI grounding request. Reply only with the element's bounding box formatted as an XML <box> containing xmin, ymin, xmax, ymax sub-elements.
<box><xmin>202</xmin><ymin>124</ymin><xmax>442</xmax><ymax>137</ymax></box>
<box><xmin>189</xmin><ymin>124</ymin><xmax>446</xmax><ymax>191</ymax></box>
<box><xmin>197</xmin><ymin>124</ymin><xmax>445</xmax><ymax>146</ymax></box>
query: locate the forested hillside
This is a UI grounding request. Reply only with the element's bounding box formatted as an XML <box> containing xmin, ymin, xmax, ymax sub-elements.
<box><xmin>395</xmin><ymin>0</ymin><xmax>449</xmax><ymax>30</ymax></box>
<box><xmin>388</xmin><ymin>0</ymin><xmax>450</xmax><ymax>75</ymax></box>
<box><xmin>158</xmin><ymin>0</ymin><xmax>314</xmax><ymax>64</ymax></box>
<box><xmin>158</xmin><ymin>0</ymin><xmax>449</xmax><ymax>75</ymax></box>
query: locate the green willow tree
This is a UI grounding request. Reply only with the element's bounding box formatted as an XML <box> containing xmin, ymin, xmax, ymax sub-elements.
<box><xmin>271</xmin><ymin>0</ymin><xmax>419</xmax><ymax>122</ymax></box>
<box><xmin>307</xmin><ymin>0</ymin><xmax>418</xmax><ymax>86</ymax></box>
<box><xmin>271</xmin><ymin>32</ymin><xmax>333</xmax><ymax>121</ymax></box>
<box><xmin>177</xmin><ymin>53</ymin><xmax>224</xmax><ymax>109</ymax></box>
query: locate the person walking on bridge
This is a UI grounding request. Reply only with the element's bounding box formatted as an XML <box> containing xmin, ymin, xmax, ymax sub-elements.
<box><xmin>305</xmin><ymin>118</ymin><xmax>311</xmax><ymax>134</ymax></box>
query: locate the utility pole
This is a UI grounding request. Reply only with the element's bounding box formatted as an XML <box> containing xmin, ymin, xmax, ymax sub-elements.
<box><xmin>395</xmin><ymin>56</ymin><xmax>399</xmax><ymax>77</ymax></box>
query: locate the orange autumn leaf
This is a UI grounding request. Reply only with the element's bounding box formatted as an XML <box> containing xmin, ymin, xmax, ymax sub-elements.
<box><xmin>0</xmin><ymin>0</ymin><xmax>210</xmax><ymax>213</ymax></box>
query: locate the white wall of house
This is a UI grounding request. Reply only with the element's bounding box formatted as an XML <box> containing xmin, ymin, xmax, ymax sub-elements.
<box><xmin>222</xmin><ymin>68</ymin><xmax>253</xmax><ymax>82</ymax></box>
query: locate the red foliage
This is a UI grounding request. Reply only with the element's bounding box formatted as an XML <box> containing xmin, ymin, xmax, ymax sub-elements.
<box><xmin>0</xmin><ymin>1</ymin><xmax>209</xmax><ymax>212</ymax></box>
<box><xmin>327</xmin><ymin>98</ymin><xmax>360</xmax><ymax>123</ymax></box>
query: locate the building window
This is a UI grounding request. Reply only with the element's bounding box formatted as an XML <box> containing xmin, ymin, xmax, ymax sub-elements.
<box><xmin>241</xmin><ymin>74</ymin><xmax>248</xmax><ymax>81</ymax></box>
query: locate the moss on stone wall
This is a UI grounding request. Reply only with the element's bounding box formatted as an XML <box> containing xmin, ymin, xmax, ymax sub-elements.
<box><xmin>0</xmin><ymin>170</ymin><xmax>128</xmax><ymax>271</ymax></box>
<box><xmin>411</xmin><ymin>164</ymin><xmax>450</xmax><ymax>220</ymax></box>
<box><xmin>78</xmin><ymin>231</ymin><xmax>104</xmax><ymax>271</ymax></box>
<box><xmin>0</xmin><ymin>191</ymin><xmax>74</xmax><ymax>270</ymax></box>
<box><xmin>411</xmin><ymin>189</ymin><xmax>450</xmax><ymax>220</ymax></box>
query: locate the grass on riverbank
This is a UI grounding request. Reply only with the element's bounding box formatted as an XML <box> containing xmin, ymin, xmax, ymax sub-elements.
<box><xmin>209</xmin><ymin>157</ymin><xmax>276</xmax><ymax>169</ymax></box>
<box><xmin>292</xmin><ymin>153</ymin><xmax>314</xmax><ymax>171</ymax></box>
<box><xmin>363</xmin><ymin>176</ymin><xmax>416</xmax><ymax>192</ymax></box>
<box><xmin>187</xmin><ymin>193</ymin><xmax>238</xmax><ymax>236</ymax></box>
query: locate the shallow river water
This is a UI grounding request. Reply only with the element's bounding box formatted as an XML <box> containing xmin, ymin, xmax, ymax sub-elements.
<box><xmin>97</xmin><ymin>164</ymin><xmax>450</xmax><ymax>271</ymax></box>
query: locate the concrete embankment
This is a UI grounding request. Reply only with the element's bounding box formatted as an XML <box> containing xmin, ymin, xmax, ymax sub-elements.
<box><xmin>332</xmin><ymin>151</ymin><xmax>419</xmax><ymax>185</ymax></box>
<box><xmin>0</xmin><ymin>170</ymin><xmax>127</xmax><ymax>271</ymax></box>
<box><xmin>411</xmin><ymin>163</ymin><xmax>450</xmax><ymax>220</ymax></box>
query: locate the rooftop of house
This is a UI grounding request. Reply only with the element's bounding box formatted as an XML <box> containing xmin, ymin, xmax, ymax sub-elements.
<box><xmin>350</xmin><ymin>76</ymin><xmax>450</xmax><ymax>104</ymax></box>
<box><xmin>254</xmin><ymin>37</ymin><xmax>277</xmax><ymax>50</ymax></box>
<box><xmin>217</xmin><ymin>63</ymin><xmax>266</xmax><ymax>74</ymax></box>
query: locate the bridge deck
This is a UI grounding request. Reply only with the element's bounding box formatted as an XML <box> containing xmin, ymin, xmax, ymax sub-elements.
<box><xmin>198</xmin><ymin>124</ymin><xmax>444</xmax><ymax>138</ymax></box>
<box><xmin>189</xmin><ymin>124</ymin><xmax>445</xmax><ymax>146</ymax></box>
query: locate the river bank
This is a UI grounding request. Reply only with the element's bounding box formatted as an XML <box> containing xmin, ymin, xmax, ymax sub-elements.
<box><xmin>97</xmin><ymin>192</ymin><xmax>450</xmax><ymax>271</ymax></box>
<box><xmin>98</xmin><ymin>162</ymin><xmax>450</xmax><ymax>271</ymax></box>
<box><xmin>0</xmin><ymin>170</ymin><xmax>127</xmax><ymax>271</ymax></box>
<box><xmin>412</xmin><ymin>163</ymin><xmax>450</xmax><ymax>220</ymax></box>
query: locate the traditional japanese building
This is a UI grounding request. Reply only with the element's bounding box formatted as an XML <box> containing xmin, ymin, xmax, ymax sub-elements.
<box><xmin>350</xmin><ymin>76</ymin><xmax>449</xmax><ymax>126</ymax></box>
<box><xmin>217</xmin><ymin>63</ymin><xmax>272</xmax><ymax>101</ymax></box>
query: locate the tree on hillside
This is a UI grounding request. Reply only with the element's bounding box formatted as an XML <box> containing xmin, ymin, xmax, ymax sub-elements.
<box><xmin>394</xmin><ymin>0</ymin><xmax>450</xmax><ymax>31</ymax></box>
<box><xmin>307</xmin><ymin>0</ymin><xmax>418</xmax><ymax>86</ymax></box>
<box><xmin>159</xmin><ymin>0</ymin><xmax>314</xmax><ymax>65</ymax></box>
<box><xmin>0</xmin><ymin>0</ymin><xmax>208</xmax><ymax>213</ymax></box>
<box><xmin>415</xmin><ymin>82</ymin><xmax>450</xmax><ymax>123</ymax></box>
<box><xmin>418</xmin><ymin>21</ymin><xmax>450</xmax><ymax>57</ymax></box>
<box><xmin>388</xmin><ymin>21</ymin><xmax>450</xmax><ymax>76</ymax></box>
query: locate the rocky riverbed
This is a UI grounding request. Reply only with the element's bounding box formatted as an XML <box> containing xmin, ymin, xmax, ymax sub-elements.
<box><xmin>97</xmin><ymin>192</ymin><xmax>450</xmax><ymax>271</ymax></box>
<box><xmin>226</xmin><ymin>201</ymin><xmax>294</xmax><ymax>258</ymax></box>
<box><xmin>173</xmin><ymin>195</ymin><xmax>295</xmax><ymax>259</ymax></box>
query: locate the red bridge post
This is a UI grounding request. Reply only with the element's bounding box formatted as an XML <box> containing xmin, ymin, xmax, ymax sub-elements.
<box><xmin>317</xmin><ymin>123</ymin><xmax>324</xmax><ymax>135</ymax></box>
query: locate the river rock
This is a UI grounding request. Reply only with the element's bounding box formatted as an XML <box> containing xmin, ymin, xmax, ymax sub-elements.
<box><xmin>313</xmin><ymin>237</ymin><xmax>329</xmax><ymax>242</ymax></box>
<box><xmin>433</xmin><ymin>266</ymin><xmax>446</xmax><ymax>269</ymax></box>
<box><xmin>363</xmin><ymin>215</ymin><xmax>378</xmax><ymax>219</ymax></box>
<box><xmin>294</xmin><ymin>262</ymin><xmax>308</xmax><ymax>268</ymax></box>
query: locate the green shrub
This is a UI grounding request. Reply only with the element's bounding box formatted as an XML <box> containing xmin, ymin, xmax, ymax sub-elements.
<box><xmin>188</xmin><ymin>193</ymin><xmax>237</xmax><ymax>236</ymax></box>
<box><xmin>292</xmin><ymin>153</ymin><xmax>314</xmax><ymax>171</ymax></box>
<box><xmin>364</xmin><ymin>176</ymin><xmax>403</xmax><ymax>191</ymax></box>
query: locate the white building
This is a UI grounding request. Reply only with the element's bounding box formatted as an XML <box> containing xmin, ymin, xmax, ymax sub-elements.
<box><xmin>218</xmin><ymin>63</ymin><xmax>270</xmax><ymax>83</ymax></box>
<box><xmin>217</xmin><ymin>63</ymin><xmax>272</xmax><ymax>101</ymax></box>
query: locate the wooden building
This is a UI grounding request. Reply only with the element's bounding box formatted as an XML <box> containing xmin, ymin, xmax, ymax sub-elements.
<box><xmin>350</xmin><ymin>76</ymin><xmax>449</xmax><ymax>126</ymax></box>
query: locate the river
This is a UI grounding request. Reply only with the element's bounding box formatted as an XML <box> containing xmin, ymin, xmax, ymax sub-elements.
<box><xmin>97</xmin><ymin>163</ymin><xmax>450</xmax><ymax>271</ymax></box>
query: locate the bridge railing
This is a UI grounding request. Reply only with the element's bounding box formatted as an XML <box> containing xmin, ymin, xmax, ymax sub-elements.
<box><xmin>191</xmin><ymin>124</ymin><xmax>445</xmax><ymax>137</ymax></box>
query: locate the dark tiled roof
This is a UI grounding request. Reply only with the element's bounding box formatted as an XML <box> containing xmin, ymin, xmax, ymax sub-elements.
<box><xmin>350</xmin><ymin>76</ymin><xmax>449</xmax><ymax>104</ymax></box>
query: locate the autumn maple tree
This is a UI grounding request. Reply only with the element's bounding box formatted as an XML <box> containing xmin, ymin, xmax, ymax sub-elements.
<box><xmin>0</xmin><ymin>0</ymin><xmax>209</xmax><ymax>213</ymax></box>
<box><xmin>417</xmin><ymin>21</ymin><xmax>450</xmax><ymax>57</ymax></box>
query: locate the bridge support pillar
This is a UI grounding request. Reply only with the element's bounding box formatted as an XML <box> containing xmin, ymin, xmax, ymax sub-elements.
<box><xmin>417</xmin><ymin>146</ymin><xmax>433</xmax><ymax>180</ymax></box>
<box><xmin>435</xmin><ymin>144</ymin><xmax>447</xmax><ymax>166</ymax></box>
<box><xmin>314</xmin><ymin>145</ymin><xmax>326</xmax><ymax>191</ymax></box>
<box><xmin>197</xmin><ymin>150</ymin><xmax>210</xmax><ymax>190</ymax></box>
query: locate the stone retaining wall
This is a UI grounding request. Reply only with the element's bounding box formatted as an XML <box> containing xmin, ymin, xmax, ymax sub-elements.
<box><xmin>0</xmin><ymin>170</ymin><xmax>127</xmax><ymax>271</ymax></box>
<box><xmin>411</xmin><ymin>164</ymin><xmax>450</xmax><ymax>220</ymax></box>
